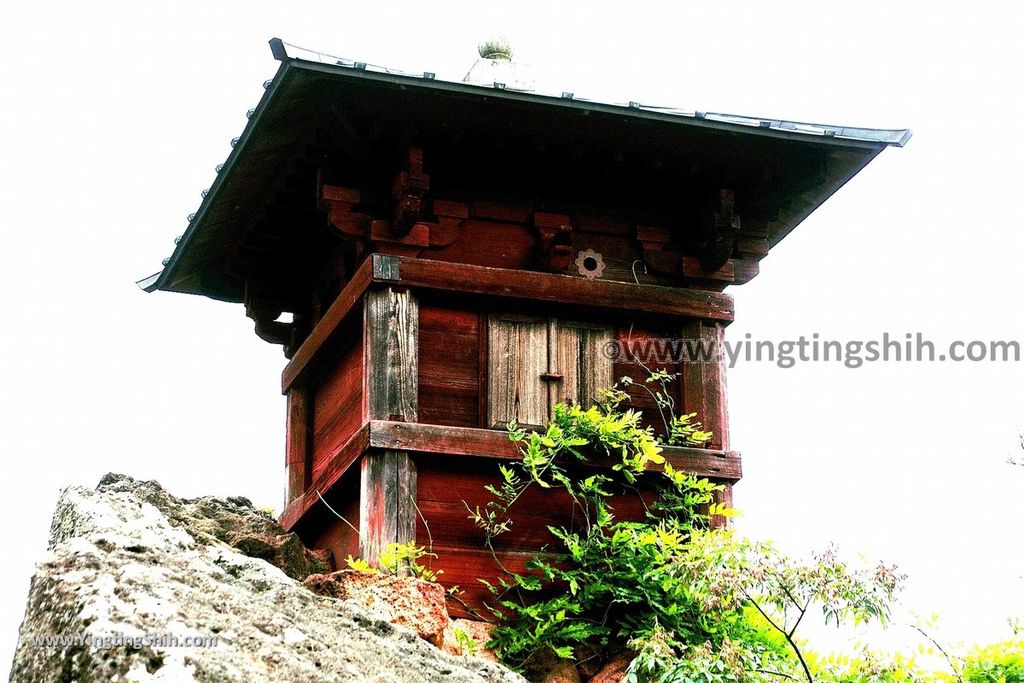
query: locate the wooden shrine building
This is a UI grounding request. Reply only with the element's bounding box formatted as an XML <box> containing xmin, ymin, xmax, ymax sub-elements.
<box><xmin>140</xmin><ymin>39</ymin><xmax>908</xmax><ymax>612</ymax></box>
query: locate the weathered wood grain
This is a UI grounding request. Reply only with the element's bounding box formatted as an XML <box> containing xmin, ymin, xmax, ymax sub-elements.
<box><xmin>279</xmin><ymin>423</ymin><xmax>370</xmax><ymax>531</ymax></box>
<box><xmin>487</xmin><ymin>314</ymin><xmax>547</xmax><ymax>428</ymax></box>
<box><xmin>372</xmin><ymin>253</ymin><xmax>401</xmax><ymax>281</ymax></box>
<box><xmin>379</xmin><ymin>257</ymin><xmax>735</xmax><ymax>322</ymax></box>
<box><xmin>359</xmin><ymin>450</ymin><xmax>417</xmax><ymax>570</ymax></box>
<box><xmin>552</xmin><ymin>320</ymin><xmax>614</xmax><ymax>409</ymax></box>
<box><xmin>285</xmin><ymin>388</ymin><xmax>311</xmax><ymax>504</ymax></box>
<box><xmin>681</xmin><ymin>320</ymin><xmax>730</xmax><ymax>451</ymax></box>
<box><xmin>369</xmin><ymin>421</ymin><xmax>742</xmax><ymax>481</ymax></box>
<box><xmin>361</xmin><ymin>285</ymin><xmax>419</xmax><ymax>569</ymax></box>
<box><xmin>282</xmin><ymin>257</ymin><xmax>374</xmax><ymax>392</ymax></box>
<box><xmin>365</xmin><ymin>288</ymin><xmax>418</xmax><ymax>422</ymax></box>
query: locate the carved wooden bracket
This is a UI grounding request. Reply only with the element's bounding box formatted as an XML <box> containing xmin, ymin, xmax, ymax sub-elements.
<box><xmin>390</xmin><ymin>148</ymin><xmax>430</xmax><ymax>237</ymax></box>
<box><xmin>244</xmin><ymin>279</ymin><xmax>294</xmax><ymax>349</ymax></box>
<box><xmin>636</xmin><ymin>224</ymin><xmax>675</xmax><ymax>275</ymax></box>
<box><xmin>636</xmin><ymin>190</ymin><xmax>744</xmax><ymax>289</ymax></box>
<box><xmin>320</xmin><ymin>182</ymin><xmax>460</xmax><ymax>259</ymax></box>
<box><xmin>320</xmin><ymin>185</ymin><xmax>369</xmax><ymax>240</ymax></box>
<box><xmin>532</xmin><ymin>212</ymin><xmax>573</xmax><ymax>273</ymax></box>
<box><xmin>319</xmin><ymin>150</ymin><xmax>461</xmax><ymax>259</ymax></box>
<box><xmin>637</xmin><ymin>224</ymin><xmax>736</xmax><ymax>289</ymax></box>
<box><xmin>698</xmin><ymin>189</ymin><xmax>741</xmax><ymax>272</ymax></box>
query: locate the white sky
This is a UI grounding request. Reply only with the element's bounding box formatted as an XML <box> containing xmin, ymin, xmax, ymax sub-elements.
<box><xmin>2</xmin><ymin>0</ymin><xmax>1023</xmax><ymax>671</ymax></box>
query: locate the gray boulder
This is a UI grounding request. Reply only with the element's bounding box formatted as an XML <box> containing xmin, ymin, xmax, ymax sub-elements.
<box><xmin>8</xmin><ymin>474</ymin><xmax>525</xmax><ymax>683</ymax></box>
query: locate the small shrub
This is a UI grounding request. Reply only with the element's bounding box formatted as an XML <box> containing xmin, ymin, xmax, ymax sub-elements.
<box><xmin>469</xmin><ymin>372</ymin><xmax>902</xmax><ymax>682</ymax></box>
<box><xmin>344</xmin><ymin>541</ymin><xmax>442</xmax><ymax>581</ymax></box>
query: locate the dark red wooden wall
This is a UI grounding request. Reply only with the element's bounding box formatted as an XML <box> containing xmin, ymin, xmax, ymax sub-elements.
<box><xmin>310</xmin><ymin>335</ymin><xmax>364</xmax><ymax>484</ymax></box>
<box><xmin>418</xmin><ymin>305</ymin><xmax>481</xmax><ymax>428</ymax></box>
<box><xmin>414</xmin><ymin>455</ymin><xmax>659</xmax><ymax>617</ymax></box>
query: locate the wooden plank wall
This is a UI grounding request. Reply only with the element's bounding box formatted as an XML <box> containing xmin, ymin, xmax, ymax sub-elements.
<box><xmin>302</xmin><ymin>470</ymin><xmax>361</xmax><ymax>568</ymax></box>
<box><xmin>415</xmin><ymin>456</ymin><xmax>659</xmax><ymax>617</ymax></box>
<box><xmin>681</xmin><ymin>320</ymin><xmax>729</xmax><ymax>451</ymax></box>
<box><xmin>613</xmin><ymin>324</ymin><xmax>685</xmax><ymax>439</ymax></box>
<box><xmin>417</xmin><ymin>308</ymin><xmax>708</xmax><ymax>439</ymax></box>
<box><xmin>310</xmin><ymin>334</ymin><xmax>365</xmax><ymax>485</ymax></box>
<box><xmin>552</xmin><ymin>321</ymin><xmax>615</xmax><ymax>410</ymax></box>
<box><xmin>418</xmin><ymin>304</ymin><xmax>481</xmax><ymax>428</ymax></box>
<box><xmin>487</xmin><ymin>315</ymin><xmax>548</xmax><ymax>428</ymax></box>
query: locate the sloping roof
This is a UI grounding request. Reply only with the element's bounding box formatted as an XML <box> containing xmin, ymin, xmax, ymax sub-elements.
<box><xmin>269</xmin><ymin>40</ymin><xmax>911</xmax><ymax>147</ymax></box>
<box><xmin>139</xmin><ymin>38</ymin><xmax>910</xmax><ymax>299</ymax></box>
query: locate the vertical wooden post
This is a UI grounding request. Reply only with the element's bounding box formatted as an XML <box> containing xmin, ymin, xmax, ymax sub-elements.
<box><xmin>680</xmin><ymin>319</ymin><xmax>730</xmax><ymax>451</ymax></box>
<box><xmin>359</xmin><ymin>451</ymin><xmax>418</xmax><ymax>566</ymax></box>
<box><xmin>709</xmin><ymin>480</ymin><xmax>734</xmax><ymax>530</ymax></box>
<box><xmin>360</xmin><ymin>280</ymin><xmax>419</xmax><ymax>569</ymax></box>
<box><xmin>284</xmin><ymin>387</ymin><xmax>311</xmax><ymax>505</ymax></box>
<box><xmin>682</xmin><ymin>320</ymin><xmax>733</xmax><ymax>528</ymax></box>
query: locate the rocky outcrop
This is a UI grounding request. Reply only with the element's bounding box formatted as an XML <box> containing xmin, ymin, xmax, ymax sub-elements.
<box><xmin>8</xmin><ymin>474</ymin><xmax>525</xmax><ymax>683</ymax></box>
<box><xmin>302</xmin><ymin>572</ymin><xmax>500</xmax><ymax>662</ymax></box>
<box><xmin>303</xmin><ymin>571</ymin><xmax>451</xmax><ymax>648</ymax></box>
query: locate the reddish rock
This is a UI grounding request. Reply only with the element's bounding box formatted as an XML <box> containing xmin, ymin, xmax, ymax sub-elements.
<box><xmin>540</xmin><ymin>658</ymin><xmax>582</xmax><ymax>683</ymax></box>
<box><xmin>587</xmin><ymin>652</ymin><xmax>632</xmax><ymax>683</ymax></box>
<box><xmin>442</xmin><ymin>618</ymin><xmax>499</xmax><ymax>661</ymax></box>
<box><xmin>309</xmin><ymin>547</ymin><xmax>335</xmax><ymax>571</ymax></box>
<box><xmin>524</xmin><ymin>649</ymin><xmax>582</xmax><ymax>683</ymax></box>
<box><xmin>304</xmin><ymin>570</ymin><xmax>449</xmax><ymax>646</ymax></box>
<box><xmin>574</xmin><ymin>646</ymin><xmax>605</xmax><ymax>680</ymax></box>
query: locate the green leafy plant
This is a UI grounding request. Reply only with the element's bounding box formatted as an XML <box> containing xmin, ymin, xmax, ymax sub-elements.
<box><xmin>466</xmin><ymin>372</ymin><xmax>758</xmax><ymax>675</ymax></box>
<box><xmin>380</xmin><ymin>540</ymin><xmax>443</xmax><ymax>581</ymax></box>
<box><xmin>961</xmin><ymin>638</ymin><xmax>1024</xmax><ymax>683</ymax></box>
<box><xmin>344</xmin><ymin>541</ymin><xmax>442</xmax><ymax>581</ymax></box>
<box><xmin>468</xmin><ymin>370</ymin><xmax>902</xmax><ymax>682</ymax></box>
<box><xmin>676</xmin><ymin>532</ymin><xmax>905</xmax><ymax>683</ymax></box>
<box><xmin>344</xmin><ymin>555</ymin><xmax>378</xmax><ymax>574</ymax></box>
<box><xmin>806</xmin><ymin>647</ymin><xmax>924</xmax><ymax>683</ymax></box>
<box><xmin>907</xmin><ymin>619</ymin><xmax>1024</xmax><ymax>683</ymax></box>
<box><xmin>452</xmin><ymin>628</ymin><xmax>480</xmax><ymax>657</ymax></box>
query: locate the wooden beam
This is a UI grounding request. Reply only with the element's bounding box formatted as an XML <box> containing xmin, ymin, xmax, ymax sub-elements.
<box><xmin>710</xmin><ymin>483</ymin><xmax>734</xmax><ymax>530</ymax></box>
<box><xmin>368</xmin><ymin>420</ymin><xmax>742</xmax><ymax>481</ymax></box>
<box><xmin>279</xmin><ymin>423</ymin><xmax>370</xmax><ymax>531</ymax></box>
<box><xmin>385</xmin><ymin>257</ymin><xmax>735</xmax><ymax>323</ymax></box>
<box><xmin>281</xmin><ymin>256</ymin><xmax>374</xmax><ymax>392</ymax></box>
<box><xmin>280</xmin><ymin>418</ymin><xmax>742</xmax><ymax>532</ymax></box>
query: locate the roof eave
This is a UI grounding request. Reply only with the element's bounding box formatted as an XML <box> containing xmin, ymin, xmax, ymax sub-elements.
<box><xmin>139</xmin><ymin>58</ymin><xmax>296</xmax><ymax>295</ymax></box>
<box><xmin>139</xmin><ymin>38</ymin><xmax>910</xmax><ymax>296</ymax></box>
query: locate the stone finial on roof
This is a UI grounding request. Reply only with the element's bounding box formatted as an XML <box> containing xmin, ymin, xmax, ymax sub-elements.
<box><xmin>464</xmin><ymin>38</ymin><xmax>533</xmax><ymax>91</ymax></box>
<box><xmin>478</xmin><ymin>38</ymin><xmax>513</xmax><ymax>61</ymax></box>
